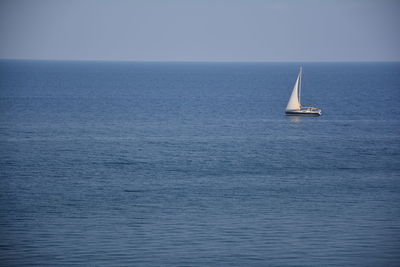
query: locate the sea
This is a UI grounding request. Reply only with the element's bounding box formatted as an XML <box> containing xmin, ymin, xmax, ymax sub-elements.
<box><xmin>0</xmin><ymin>60</ymin><xmax>399</xmax><ymax>266</ymax></box>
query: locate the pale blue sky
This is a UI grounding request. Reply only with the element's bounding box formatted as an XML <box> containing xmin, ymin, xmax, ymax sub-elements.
<box><xmin>0</xmin><ymin>0</ymin><xmax>399</xmax><ymax>61</ymax></box>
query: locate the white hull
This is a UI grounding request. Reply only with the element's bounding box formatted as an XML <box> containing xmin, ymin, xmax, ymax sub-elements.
<box><xmin>285</xmin><ymin>107</ymin><xmax>321</xmax><ymax>116</ymax></box>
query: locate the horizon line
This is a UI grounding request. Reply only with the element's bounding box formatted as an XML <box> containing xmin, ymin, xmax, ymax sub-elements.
<box><xmin>1</xmin><ymin>58</ymin><xmax>399</xmax><ymax>64</ymax></box>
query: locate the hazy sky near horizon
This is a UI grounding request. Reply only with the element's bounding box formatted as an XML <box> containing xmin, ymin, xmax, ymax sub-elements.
<box><xmin>0</xmin><ymin>0</ymin><xmax>399</xmax><ymax>61</ymax></box>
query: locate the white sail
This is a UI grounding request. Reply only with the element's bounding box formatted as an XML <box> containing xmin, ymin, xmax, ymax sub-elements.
<box><xmin>285</xmin><ymin>68</ymin><xmax>302</xmax><ymax>111</ymax></box>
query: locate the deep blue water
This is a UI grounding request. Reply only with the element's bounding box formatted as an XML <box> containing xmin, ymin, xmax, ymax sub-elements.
<box><xmin>0</xmin><ymin>60</ymin><xmax>399</xmax><ymax>266</ymax></box>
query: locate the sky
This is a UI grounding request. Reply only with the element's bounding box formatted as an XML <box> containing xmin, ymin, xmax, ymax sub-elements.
<box><xmin>0</xmin><ymin>0</ymin><xmax>399</xmax><ymax>62</ymax></box>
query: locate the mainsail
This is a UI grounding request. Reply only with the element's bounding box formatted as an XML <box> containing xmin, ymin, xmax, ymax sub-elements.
<box><xmin>285</xmin><ymin>67</ymin><xmax>302</xmax><ymax>111</ymax></box>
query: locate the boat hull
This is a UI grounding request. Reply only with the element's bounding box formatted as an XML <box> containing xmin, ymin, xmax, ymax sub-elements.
<box><xmin>285</xmin><ymin>112</ymin><xmax>321</xmax><ymax>116</ymax></box>
<box><xmin>285</xmin><ymin>109</ymin><xmax>321</xmax><ymax>116</ymax></box>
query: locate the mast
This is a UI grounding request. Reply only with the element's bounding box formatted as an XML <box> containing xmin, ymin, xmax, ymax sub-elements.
<box><xmin>298</xmin><ymin>66</ymin><xmax>302</xmax><ymax>108</ymax></box>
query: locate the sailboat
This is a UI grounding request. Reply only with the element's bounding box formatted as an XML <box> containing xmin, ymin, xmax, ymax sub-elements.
<box><xmin>285</xmin><ymin>67</ymin><xmax>321</xmax><ymax>116</ymax></box>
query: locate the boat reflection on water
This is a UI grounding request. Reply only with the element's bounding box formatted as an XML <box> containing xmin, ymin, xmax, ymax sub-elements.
<box><xmin>287</xmin><ymin>114</ymin><xmax>322</xmax><ymax>122</ymax></box>
<box><xmin>287</xmin><ymin>115</ymin><xmax>303</xmax><ymax>122</ymax></box>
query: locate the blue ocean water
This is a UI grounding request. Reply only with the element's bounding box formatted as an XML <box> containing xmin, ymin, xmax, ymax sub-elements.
<box><xmin>0</xmin><ymin>60</ymin><xmax>399</xmax><ymax>266</ymax></box>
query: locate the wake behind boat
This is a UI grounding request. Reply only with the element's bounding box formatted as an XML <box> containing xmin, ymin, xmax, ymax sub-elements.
<box><xmin>285</xmin><ymin>67</ymin><xmax>321</xmax><ymax>116</ymax></box>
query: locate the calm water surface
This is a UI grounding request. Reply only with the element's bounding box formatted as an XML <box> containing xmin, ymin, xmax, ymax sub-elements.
<box><xmin>0</xmin><ymin>61</ymin><xmax>399</xmax><ymax>266</ymax></box>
